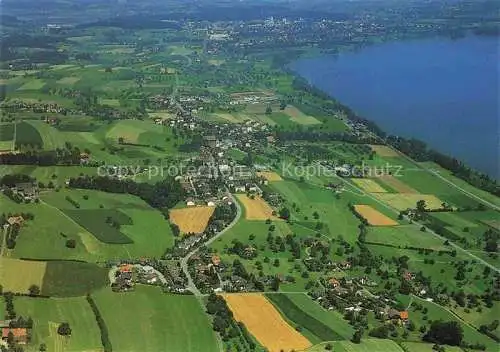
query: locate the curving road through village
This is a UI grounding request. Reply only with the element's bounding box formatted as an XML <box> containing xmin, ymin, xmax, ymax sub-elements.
<box><xmin>180</xmin><ymin>193</ymin><xmax>242</xmax><ymax>296</ymax></box>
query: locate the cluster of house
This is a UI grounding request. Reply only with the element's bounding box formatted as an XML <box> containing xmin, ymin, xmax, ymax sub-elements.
<box><xmin>111</xmin><ymin>264</ymin><xmax>167</xmax><ymax>292</ymax></box>
<box><xmin>327</xmin><ymin>275</ymin><xmax>378</xmax><ymax>294</ymax></box>
<box><xmin>1</xmin><ymin>100</ymin><xmax>67</xmax><ymax>115</ymax></box>
<box><xmin>228</xmin><ymin>92</ymin><xmax>277</xmax><ymax>106</ymax></box>
<box><xmin>190</xmin><ymin>254</ymin><xmax>225</xmax><ymax>293</ymax></box>
<box><xmin>0</xmin><ymin>321</ymin><xmax>28</xmax><ymax>346</ymax></box>
<box><xmin>112</xmin><ymin>264</ymin><xmax>134</xmax><ymax>291</ymax></box>
<box><xmin>5</xmin><ymin>183</ymin><xmax>39</xmax><ymax>203</ymax></box>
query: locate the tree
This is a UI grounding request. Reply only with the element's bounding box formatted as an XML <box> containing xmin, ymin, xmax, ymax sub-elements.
<box><xmin>170</xmin><ymin>223</ymin><xmax>180</xmax><ymax>237</ymax></box>
<box><xmin>423</xmin><ymin>321</ymin><xmax>463</xmax><ymax>346</ymax></box>
<box><xmin>416</xmin><ymin>200</ymin><xmax>427</xmax><ymax>212</ymax></box>
<box><xmin>65</xmin><ymin>239</ymin><xmax>76</xmax><ymax>248</ymax></box>
<box><xmin>270</xmin><ymin>277</ymin><xmax>280</xmax><ymax>291</ymax></box>
<box><xmin>351</xmin><ymin>329</ymin><xmax>362</xmax><ymax>344</ymax></box>
<box><xmin>265</xmin><ymin>106</ymin><xmax>272</xmax><ymax>115</ymax></box>
<box><xmin>369</xmin><ymin>325</ymin><xmax>389</xmax><ymax>338</ymax></box>
<box><xmin>57</xmin><ymin>322</ymin><xmax>72</xmax><ymax>336</ymax></box>
<box><xmin>279</xmin><ymin>207</ymin><xmax>290</xmax><ymax>220</ymax></box>
<box><xmin>28</xmin><ymin>284</ymin><xmax>40</xmax><ymax>296</ymax></box>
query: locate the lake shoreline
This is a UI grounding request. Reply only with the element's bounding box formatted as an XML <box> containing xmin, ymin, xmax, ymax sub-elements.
<box><xmin>289</xmin><ymin>35</ymin><xmax>499</xmax><ymax>180</ymax></box>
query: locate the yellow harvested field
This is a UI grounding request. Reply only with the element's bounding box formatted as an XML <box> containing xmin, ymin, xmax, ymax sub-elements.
<box><xmin>376</xmin><ymin>175</ymin><xmax>418</xmax><ymax>193</ymax></box>
<box><xmin>370</xmin><ymin>145</ymin><xmax>400</xmax><ymax>157</ymax></box>
<box><xmin>373</xmin><ymin>193</ymin><xmax>444</xmax><ymax>211</ymax></box>
<box><xmin>283</xmin><ymin>106</ymin><xmax>321</xmax><ymax>125</ymax></box>
<box><xmin>0</xmin><ymin>258</ymin><xmax>46</xmax><ymax>293</ymax></box>
<box><xmin>237</xmin><ymin>195</ymin><xmax>275</xmax><ymax>220</ymax></box>
<box><xmin>224</xmin><ymin>294</ymin><xmax>312</xmax><ymax>352</ymax></box>
<box><xmin>257</xmin><ymin>171</ymin><xmax>283</xmax><ymax>182</ymax></box>
<box><xmin>169</xmin><ymin>206</ymin><xmax>215</xmax><ymax>234</ymax></box>
<box><xmin>354</xmin><ymin>205</ymin><xmax>398</xmax><ymax>226</ymax></box>
<box><xmin>351</xmin><ymin>178</ymin><xmax>387</xmax><ymax>193</ymax></box>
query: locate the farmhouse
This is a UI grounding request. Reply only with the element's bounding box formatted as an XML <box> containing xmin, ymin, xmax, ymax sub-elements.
<box><xmin>7</xmin><ymin>216</ymin><xmax>24</xmax><ymax>226</ymax></box>
<box><xmin>2</xmin><ymin>327</ymin><xmax>28</xmax><ymax>344</ymax></box>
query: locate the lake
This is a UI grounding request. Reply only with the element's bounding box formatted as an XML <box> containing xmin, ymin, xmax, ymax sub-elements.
<box><xmin>290</xmin><ymin>36</ymin><xmax>499</xmax><ymax>179</ymax></box>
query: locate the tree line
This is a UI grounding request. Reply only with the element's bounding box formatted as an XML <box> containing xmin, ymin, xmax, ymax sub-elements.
<box><xmin>68</xmin><ymin>175</ymin><xmax>185</xmax><ymax>213</ymax></box>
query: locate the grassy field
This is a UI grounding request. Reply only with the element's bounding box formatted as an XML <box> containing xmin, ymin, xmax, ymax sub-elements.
<box><xmin>41</xmin><ymin>260</ymin><xmax>108</xmax><ymax>297</ymax></box>
<box><xmin>266</xmin><ymin>293</ymin><xmax>351</xmax><ymax>343</ymax></box>
<box><xmin>400</xmin><ymin>342</ymin><xmax>464</xmax><ymax>352</ymax></box>
<box><xmin>93</xmin><ymin>285</ymin><xmax>219</xmax><ymax>352</ymax></box>
<box><xmin>56</xmin><ymin>76</ymin><xmax>81</xmax><ymax>85</ymax></box>
<box><xmin>283</xmin><ymin>106</ymin><xmax>322</xmax><ymax>125</ymax></box>
<box><xmin>307</xmin><ymin>339</ymin><xmax>404</xmax><ymax>352</ymax></box>
<box><xmin>41</xmin><ymin>189</ymin><xmax>175</xmax><ymax>258</ymax></box>
<box><xmin>0</xmin><ymin>258</ymin><xmax>46</xmax><ymax>294</ymax></box>
<box><xmin>2</xmin><ymin>189</ymin><xmax>175</xmax><ymax>262</ymax></box>
<box><xmin>408</xmin><ymin>297</ymin><xmax>498</xmax><ymax>351</ymax></box>
<box><xmin>0</xmin><ymin>165</ymin><xmax>97</xmax><ymax>187</ymax></box>
<box><xmin>367</xmin><ymin>225</ymin><xmax>448</xmax><ymax>250</ymax></box>
<box><xmin>0</xmin><ymin>122</ymin><xmax>15</xmax><ymax>142</ymax></box>
<box><xmin>63</xmin><ymin>209</ymin><xmax>133</xmax><ymax>244</ymax></box>
<box><xmin>0</xmin><ymin>193</ymin><xmax>97</xmax><ymax>261</ymax></box>
<box><xmin>284</xmin><ymin>294</ymin><xmax>354</xmax><ymax>339</ymax></box>
<box><xmin>15</xmin><ymin>296</ymin><xmax>103</xmax><ymax>352</ymax></box>
<box><xmin>17</xmin><ymin>79</ymin><xmax>46</xmax><ymax>91</ymax></box>
<box><xmin>419</xmin><ymin>162</ymin><xmax>500</xmax><ymax>208</ymax></box>
<box><xmin>26</xmin><ymin>121</ymin><xmax>67</xmax><ymax>150</ymax></box>
<box><xmin>268</xmin><ymin>179</ymin><xmax>371</xmax><ymax>243</ymax></box>
<box><xmin>15</xmin><ymin>121</ymin><xmax>43</xmax><ymax>148</ymax></box>
<box><xmin>397</xmin><ymin>169</ymin><xmax>481</xmax><ymax>208</ymax></box>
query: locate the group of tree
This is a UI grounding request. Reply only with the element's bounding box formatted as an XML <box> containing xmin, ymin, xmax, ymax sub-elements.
<box><xmin>423</xmin><ymin>320</ymin><xmax>463</xmax><ymax>346</ymax></box>
<box><xmin>387</xmin><ymin>135</ymin><xmax>499</xmax><ymax>197</ymax></box>
<box><xmin>205</xmin><ymin>294</ymin><xmax>256</xmax><ymax>349</ymax></box>
<box><xmin>68</xmin><ymin>175</ymin><xmax>184</xmax><ymax>213</ymax></box>
<box><xmin>86</xmin><ymin>295</ymin><xmax>112</xmax><ymax>352</ymax></box>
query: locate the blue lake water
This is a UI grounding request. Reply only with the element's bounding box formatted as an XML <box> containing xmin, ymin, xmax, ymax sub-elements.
<box><xmin>290</xmin><ymin>36</ymin><xmax>499</xmax><ymax>179</ymax></box>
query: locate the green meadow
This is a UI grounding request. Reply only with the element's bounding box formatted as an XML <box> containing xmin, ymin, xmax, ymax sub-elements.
<box><xmin>15</xmin><ymin>296</ymin><xmax>102</xmax><ymax>352</ymax></box>
<box><xmin>266</xmin><ymin>293</ymin><xmax>353</xmax><ymax>343</ymax></box>
<box><xmin>93</xmin><ymin>285</ymin><xmax>219</xmax><ymax>352</ymax></box>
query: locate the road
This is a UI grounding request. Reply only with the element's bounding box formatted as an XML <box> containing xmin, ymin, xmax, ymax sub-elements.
<box><xmin>180</xmin><ymin>193</ymin><xmax>242</xmax><ymax>296</ymax></box>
